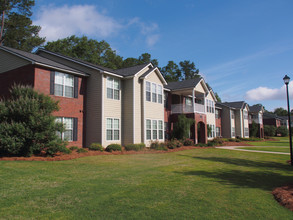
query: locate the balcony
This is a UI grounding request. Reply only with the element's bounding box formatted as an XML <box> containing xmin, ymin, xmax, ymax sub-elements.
<box><xmin>171</xmin><ymin>103</ymin><xmax>205</xmax><ymax>114</ymax></box>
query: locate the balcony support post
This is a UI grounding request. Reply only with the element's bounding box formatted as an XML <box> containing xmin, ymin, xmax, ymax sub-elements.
<box><xmin>192</xmin><ymin>89</ymin><xmax>195</xmax><ymax>113</ymax></box>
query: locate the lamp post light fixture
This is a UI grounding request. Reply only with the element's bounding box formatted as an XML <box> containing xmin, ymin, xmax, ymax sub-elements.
<box><xmin>283</xmin><ymin>75</ymin><xmax>293</xmax><ymax>166</ymax></box>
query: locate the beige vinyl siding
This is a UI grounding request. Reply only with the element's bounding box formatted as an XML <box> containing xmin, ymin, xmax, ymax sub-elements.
<box><xmin>235</xmin><ymin>110</ymin><xmax>242</xmax><ymax>137</ymax></box>
<box><xmin>243</xmin><ymin>107</ymin><xmax>249</xmax><ymax>137</ymax></box>
<box><xmin>195</xmin><ymin>81</ymin><xmax>206</xmax><ymax>94</ymax></box>
<box><xmin>206</xmin><ymin>93</ymin><xmax>216</xmax><ymax>139</ymax></box>
<box><xmin>0</xmin><ymin>50</ymin><xmax>30</xmax><ymax>73</ymax></box>
<box><xmin>134</xmin><ymin>76</ymin><xmax>142</xmax><ymax>143</ymax></box>
<box><xmin>103</xmin><ymin>75</ymin><xmax>122</xmax><ymax>146</ymax></box>
<box><xmin>122</xmin><ymin>78</ymin><xmax>134</xmax><ymax>145</ymax></box>
<box><xmin>37</xmin><ymin>51</ymin><xmax>103</xmax><ymax>147</ymax></box>
<box><xmin>143</xmin><ymin>70</ymin><xmax>165</xmax><ymax>146</ymax></box>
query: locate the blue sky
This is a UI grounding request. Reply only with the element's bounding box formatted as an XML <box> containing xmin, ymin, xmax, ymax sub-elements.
<box><xmin>32</xmin><ymin>0</ymin><xmax>293</xmax><ymax>111</ymax></box>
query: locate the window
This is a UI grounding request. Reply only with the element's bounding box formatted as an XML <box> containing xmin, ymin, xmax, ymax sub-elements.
<box><xmin>146</xmin><ymin>81</ymin><xmax>151</xmax><ymax>101</ymax></box>
<box><xmin>106</xmin><ymin>118</ymin><xmax>120</xmax><ymax>140</ymax></box>
<box><xmin>243</xmin><ymin>110</ymin><xmax>248</xmax><ymax>120</ymax></box>
<box><xmin>231</xmin><ymin>111</ymin><xmax>235</xmax><ymax>119</ymax></box>
<box><xmin>216</xmin><ymin>127</ymin><xmax>221</xmax><ymax>137</ymax></box>
<box><xmin>54</xmin><ymin>72</ymin><xmax>74</xmax><ymax>98</ymax></box>
<box><xmin>185</xmin><ymin>97</ymin><xmax>192</xmax><ymax>106</ymax></box>
<box><xmin>208</xmin><ymin>124</ymin><xmax>215</xmax><ymax>138</ymax></box>
<box><xmin>164</xmin><ymin>92</ymin><xmax>168</xmax><ymax>108</ymax></box>
<box><xmin>152</xmin><ymin>83</ymin><xmax>157</xmax><ymax>102</ymax></box>
<box><xmin>146</xmin><ymin>119</ymin><xmax>163</xmax><ymax>140</ymax></box>
<box><xmin>232</xmin><ymin>127</ymin><xmax>235</xmax><ymax>137</ymax></box>
<box><xmin>146</xmin><ymin>119</ymin><xmax>151</xmax><ymax>140</ymax></box>
<box><xmin>158</xmin><ymin>85</ymin><xmax>163</xmax><ymax>104</ymax></box>
<box><xmin>206</xmin><ymin>100</ymin><xmax>214</xmax><ymax>113</ymax></box>
<box><xmin>56</xmin><ymin>117</ymin><xmax>77</xmax><ymax>141</ymax></box>
<box><xmin>152</xmin><ymin>120</ymin><xmax>157</xmax><ymax>139</ymax></box>
<box><xmin>107</xmin><ymin>77</ymin><xmax>120</xmax><ymax>100</ymax></box>
<box><xmin>159</xmin><ymin>120</ymin><xmax>163</xmax><ymax>139</ymax></box>
<box><xmin>164</xmin><ymin>122</ymin><xmax>169</xmax><ymax>139</ymax></box>
<box><xmin>244</xmin><ymin>128</ymin><xmax>249</xmax><ymax>137</ymax></box>
<box><xmin>216</xmin><ymin>109</ymin><xmax>220</xmax><ymax>119</ymax></box>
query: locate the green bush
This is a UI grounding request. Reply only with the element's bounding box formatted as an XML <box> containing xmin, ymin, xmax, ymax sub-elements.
<box><xmin>166</xmin><ymin>139</ymin><xmax>183</xmax><ymax>149</ymax></box>
<box><xmin>45</xmin><ymin>141</ymin><xmax>71</xmax><ymax>156</ymax></box>
<box><xmin>0</xmin><ymin>85</ymin><xmax>66</xmax><ymax>157</ymax></box>
<box><xmin>211</xmin><ymin>137</ymin><xmax>224</xmax><ymax>145</ymax></box>
<box><xmin>183</xmin><ymin>138</ymin><xmax>194</xmax><ymax>146</ymax></box>
<box><xmin>207</xmin><ymin>141</ymin><xmax>216</xmax><ymax>147</ymax></box>
<box><xmin>106</xmin><ymin>144</ymin><xmax>122</xmax><ymax>152</ymax></box>
<box><xmin>276</xmin><ymin>126</ymin><xmax>288</xmax><ymax>137</ymax></box>
<box><xmin>69</xmin><ymin>146</ymin><xmax>79</xmax><ymax>151</ymax></box>
<box><xmin>228</xmin><ymin>138</ymin><xmax>236</xmax><ymax>142</ymax></box>
<box><xmin>249</xmin><ymin>121</ymin><xmax>259</xmax><ymax>137</ymax></box>
<box><xmin>89</xmin><ymin>143</ymin><xmax>104</xmax><ymax>151</ymax></box>
<box><xmin>264</xmin><ymin>125</ymin><xmax>276</xmax><ymax>137</ymax></box>
<box><xmin>195</xmin><ymin>143</ymin><xmax>207</xmax><ymax>147</ymax></box>
<box><xmin>124</xmin><ymin>143</ymin><xmax>145</xmax><ymax>151</ymax></box>
<box><xmin>172</xmin><ymin>114</ymin><xmax>195</xmax><ymax>139</ymax></box>
<box><xmin>77</xmin><ymin>148</ymin><xmax>88</xmax><ymax>153</ymax></box>
<box><xmin>150</xmin><ymin>141</ymin><xmax>168</xmax><ymax>151</ymax></box>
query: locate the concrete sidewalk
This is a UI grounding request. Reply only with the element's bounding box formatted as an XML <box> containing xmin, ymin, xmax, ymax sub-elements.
<box><xmin>215</xmin><ymin>146</ymin><xmax>290</xmax><ymax>155</ymax></box>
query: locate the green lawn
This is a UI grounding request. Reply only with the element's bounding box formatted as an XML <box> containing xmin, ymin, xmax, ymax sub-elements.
<box><xmin>247</xmin><ymin>137</ymin><xmax>290</xmax><ymax>147</ymax></box>
<box><xmin>1</xmin><ymin>149</ymin><xmax>293</xmax><ymax>219</ymax></box>
<box><xmin>239</xmin><ymin>146</ymin><xmax>290</xmax><ymax>153</ymax></box>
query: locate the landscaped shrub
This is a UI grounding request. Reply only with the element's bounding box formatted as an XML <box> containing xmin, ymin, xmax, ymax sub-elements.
<box><xmin>195</xmin><ymin>143</ymin><xmax>208</xmax><ymax>147</ymax></box>
<box><xmin>249</xmin><ymin>121</ymin><xmax>259</xmax><ymax>137</ymax></box>
<box><xmin>89</xmin><ymin>143</ymin><xmax>104</xmax><ymax>151</ymax></box>
<box><xmin>207</xmin><ymin>141</ymin><xmax>216</xmax><ymax>147</ymax></box>
<box><xmin>264</xmin><ymin>125</ymin><xmax>276</xmax><ymax>137</ymax></box>
<box><xmin>69</xmin><ymin>146</ymin><xmax>79</xmax><ymax>151</ymax></box>
<box><xmin>228</xmin><ymin>138</ymin><xmax>236</xmax><ymax>142</ymax></box>
<box><xmin>166</xmin><ymin>139</ymin><xmax>183</xmax><ymax>149</ymax></box>
<box><xmin>45</xmin><ymin>142</ymin><xmax>71</xmax><ymax>156</ymax></box>
<box><xmin>183</xmin><ymin>138</ymin><xmax>194</xmax><ymax>146</ymax></box>
<box><xmin>106</xmin><ymin>144</ymin><xmax>122</xmax><ymax>152</ymax></box>
<box><xmin>0</xmin><ymin>85</ymin><xmax>66</xmax><ymax>157</ymax></box>
<box><xmin>211</xmin><ymin>137</ymin><xmax>224</xmax><ymax>145</ymax></box>
<box><xmin>124</xmin><ymin>143</ymin><xmax>145</xmax><ymax>151</ymax></box>
<box><xmin>276</xmin><ymin>126</ymin><xmax>288</xmax><ymax>137</ymax></box>
<box><xmin>150</xmin><ymin>141</ymin><xmax>168</xmax><ymax>150</ymax></box>
<box><xmin>172</xmin><ymin>114</ymin><xmax>195</xmax><ymax>139</ymax></box>
<box><xmin>77</xmin><ymin>148</ymin><xmax>88</xmax><ymax>153</ymax></box>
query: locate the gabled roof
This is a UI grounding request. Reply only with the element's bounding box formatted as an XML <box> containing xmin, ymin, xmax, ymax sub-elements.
<box><xmin>1</xmin><ymin>46</ymin><xmax>86</xmax><ymax>76</ymax></box>
<box><xmin>263</xmin><ymin>112</ymin><xmax>285</xmax><ymax>120</ymax></box>
<box><xmin>164</xmin><ymin>77</ymin><xmax>202</xmax><ymax>90</ymax></box>
<box><xmin>221</xmin><ymin>101</ymin><xmax>249</xmax><ymax>110</ymax></box>
<box><xmin>36</xmin><ymin>48</ymin><xmax>118</xmax><ymax>77</ymax></box>
<box><xmin>115</xmin><ymin>63</ymin><xmax>151</xmax><ymax>77</ymax></box>
<box><xmin>216</xmin><ymin>102</ymin><xmax>236</xmax><ymax>110</ymax></box>
<box><xmin>249</xmin><ymin>104</ymin><xmax>264</xmax><ymax>113</ymax></box>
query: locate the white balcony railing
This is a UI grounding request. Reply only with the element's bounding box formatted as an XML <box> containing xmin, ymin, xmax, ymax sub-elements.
<box><xmin>171</xmin><ymin>103</ymin><xmax>205</xmax><ymax>114</ymax></box>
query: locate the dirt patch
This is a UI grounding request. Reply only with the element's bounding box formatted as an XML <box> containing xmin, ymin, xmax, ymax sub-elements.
<box><xmin>0</xmin><ymin>146</ymin><xmax>212</xmax><ymax>161</ymax></box>
<box><xmin>272</xmin><ymin>184</ymin><xmax>293</xmax><ymax>211</ymax></box>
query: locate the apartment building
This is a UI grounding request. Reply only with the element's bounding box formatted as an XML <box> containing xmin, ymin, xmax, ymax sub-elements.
<box><xmin>249</xmin><ymin>104</ymin><xmax>264</xmax><ymax>138</ymax></box>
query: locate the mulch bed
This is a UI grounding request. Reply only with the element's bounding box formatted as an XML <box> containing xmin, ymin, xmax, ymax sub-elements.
<box><xmin>272</xmin><ymin>184</ymin><xmax>293</xmax><ymax>211</ymax></box>
<box><xmin>0</xmin><ymin>146</ymin><xmax>211</xmax><ymax>161</ymax></box>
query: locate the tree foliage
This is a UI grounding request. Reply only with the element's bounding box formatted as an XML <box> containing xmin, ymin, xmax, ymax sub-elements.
<box><xmin>273</xmin><ymin>107</ymin><xmax>288</xmax><ymax>116</ymax></box>
<box><xmin>276</xmin><ymin>126</ymin><xmax>288</xmax><ymax>137</ymax></box>
<box><xmin>264</xmin><ymin>125</ymin><xmax>276</xmax><ymax>137</ymax></box>
<box><xmin>249</xmin><ymin>121</ymin><xmax>259</xmax><ymax>137</ymax></box>
<box><xmin>172</xmin><ymin>114</ymin><xmax>195</xmax><ymax>139</ymax></box>
<box><xmin>0</xmin><ymin>0</ymin><xmax>45</xmax><ymax>51</ymax></box>
<box><xmin>215</xmin><ymin>92</ymin><xmax>221</xmax><ymax>103</ymax></box>
<box><xmin>0</xmin><ymin>85</ymin><xmax>66</xmax><ymax>156</ymax></box>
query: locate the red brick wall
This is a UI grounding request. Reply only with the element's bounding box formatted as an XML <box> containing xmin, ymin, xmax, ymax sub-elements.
<box><xmin>34</xmin><ymin>67</ymin><xmax>86</xmax><ymax>148</ymax></box>
<box><xmin>0</xmin><ymin>64</ymin><xmax>35</xmax><ymax>99</ymax></box>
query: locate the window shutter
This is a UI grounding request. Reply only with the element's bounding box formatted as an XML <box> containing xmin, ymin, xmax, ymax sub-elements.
<box><xmin>50</xmin><ymin>71</ymin><xmax>55</xmax><ymax>95</ymax></box>
<box><xmin>73</xmin><ymin>118</ymin><xmax>78</xmax><ymax>141</ymax></box>
<box><xmin>74</xmin><ymin>76</ymin><xmax>78</xmax><ymax>98</ymax></box>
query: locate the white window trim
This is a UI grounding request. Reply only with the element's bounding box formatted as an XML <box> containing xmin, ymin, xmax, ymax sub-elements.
<box><xmin>106</xmin><ymin>118</ymin><xmax>120</xmax><ymax>141</ymax></box>
<box><xmin>106</xmin><ymin>77</ymin><xmax>120</xmax><ymax>100</ymax></box>
<box><xmin>146</xmin><ymin>81</ymin><xmax>163</xmax><ymax>104</ymax></box>
<box><xmin>56</xmin><ymin>117</ymin><xmax>74</xmax><ymax>142</ymax></box>
<box><xmin>146</xmin><ymin>119</ymin><xmax>164</xmax><ymax>140</ymax></box>
<box><xmin>55</xmin><ymin>72</ymin><xmax>74</xmax><ymax>98</ymax></box>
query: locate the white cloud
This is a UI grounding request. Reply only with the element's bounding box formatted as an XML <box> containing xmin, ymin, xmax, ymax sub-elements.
<box><xmin>34</xmin><ymin>5</ymin><xmax>122</xmax><ymax>41</ymax></box>
<box><xmin>245</xmin><ymin>83</ymin><xmax>293</xmax><ymax>101</ymax></box>
<box><xmin>34</xmin><ymin>4</ymin><xmax>160</xmax><ymax>47</ymax></box>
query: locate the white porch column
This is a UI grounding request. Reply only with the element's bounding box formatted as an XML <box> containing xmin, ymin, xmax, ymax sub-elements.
<box><xmin>192</xmin><ymin>89</ymin><xmax>195</xmax><ymax>112</ymax></box>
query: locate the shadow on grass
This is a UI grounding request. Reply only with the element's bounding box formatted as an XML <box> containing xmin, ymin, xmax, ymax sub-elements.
<box><xmin>176</xmin><ymin>155</ymin><xmax>293</xmax><ymax>191</ymax></box>
<box><xmin>178</xmin><ymin>155</ymin><xmax>292</xmax><ymax>171</ymax></box>
<box><xmin>178</xmin><ymin>169</ymin><xmax>292</xmax><ymax>191</ymax></box>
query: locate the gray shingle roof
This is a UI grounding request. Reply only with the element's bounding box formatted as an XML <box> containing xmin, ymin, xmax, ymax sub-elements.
<box><xmin>1</xmin><ymin>46</ymin><xmax>84</xmax><ymax>75</ymax></box>
<box><xmin>115</xmin><ymin>63</ymin><xmax>151</xmax><ymax>77</ymax></box>
<box><xmin>249</xmin><ymin>104</ymin><xmax>263</xmax><ymax>113</ymax></box>
<box><xmin>222</xmin><ymin>101</ymin><xmax>248</xmax><ymax>109</ymax></box>
<box><xmin>164</xmin><ymin>77</ymin><xmax>202</xmax><ymax>90</ymax></box>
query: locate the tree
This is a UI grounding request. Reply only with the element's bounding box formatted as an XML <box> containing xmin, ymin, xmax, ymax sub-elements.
<box><xmin>276</xmin><ymin>126</ymin><xmax>288</xmax><ymax>137</ymax></box>
<box><xmin>215</xmin><ymin>93</ymin><xmax>222</xmax><ymax>103</ymax></box>
<box><xmin>161</xmin><ymin>61</ymin><xmax>181</xmax><ymax>82</ymax></box>
<box><xmin>249</xmin><ymin>121</ymin><xmax>259</xmax><ymax>137</ymax></box>
<box><xmin>0</xmin><ymin>0</ymin><xmax>45</xmax><ymax>51</ymax></box>
<box><xmin>264</xmin><ymin>125</ymin><xmax>276</xmax><ymax>137</ymax></box>
<box><xmin>179</xmin><ymin>60</ymin><xmax>200</xmax><ymax>80</ymax></box>
<box><xmin>0</xmin><ymin>85</ymin><xmax>66</xmax><ymax>157</ymax></box>
<box><xmin>273</xmin><ymin>107</ymin><xmax>288</xmax><ymax>116</ymax></box>
<box><xmin>172</xmin><ymin>114</ymin><xmax>195</xmax><ymax>139</ymax></box>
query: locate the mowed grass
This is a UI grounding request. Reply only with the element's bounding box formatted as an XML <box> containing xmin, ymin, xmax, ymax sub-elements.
<box><xmin>247</xmin><ymin>137</ymin><xmax>290</xmax><ymax>147</ymax></box>
<box><xmin>239</xmin><ymin>147</ymin><xmax>290</xmax><ymax>153</ymax></box>
<box><xmin>1</xmin><ymin>149</ymin><xmax>293</xmax><ymax>219</ymax></box>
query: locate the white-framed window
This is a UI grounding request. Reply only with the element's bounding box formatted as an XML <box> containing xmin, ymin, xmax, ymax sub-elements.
<box><xmin>146</xmin><ymin>81</ymin><xmax>151</xmax><ymax>101</ymax></box>
<box><xmin>232</xmin><ymin>127</ymin><xmax>235</xmax><ymax>137</ymax></box>
<box><xmin>244</xmin><ymin>127</ymin><xmax>249</xmax><ymax>137</ymax></box>
<box><xmin>215</xmin><ymin>109</ymin><xmax>220</xmax><ymax>119</ymax></box>
<box><xmin>152</xmin><ymin>83</ymin><xmax>157</xmax><ymax>102</ymax></box>
<box><xmin>146</xmin><ymin>119</ymin><xmax>151</xmax><ymax>140</ymax></box>
<box><xmin>216</xmin><ymin>127</ymin><xmax>221</xmax><ymax>137</ymax></box>
<box><xmin>158</xmin><ymin>85</ymin><xmax>163</xmax><ymax>104</ymax></box>
<box><xmin>164</xmin><ymin>92</ymin><xmax>168</xmax><ymax>108</ymax></box>
<box><xmin>208</xmin><ymin>124</ymin><xmax>215</xmax><ymax>138</ymax></box>
<box><xmin>146</xmin><ymin>119</ymin><xmax>163</xmax><ymax>140</ymax></box>
<box><xmin>106</xmin><ymin>118</ymin><xmax>120</xmax><ymax>140</ymax></box>
<box><xmin>243</xmin><ymin>110</ymin><xmax>248</xmax><ymax>120</ymax></box>
<box><xmin>107</xmin><ymin>77</ymin><xmax>120</xmax><ymax>100</ymax></box>
<box><xmin>56</xmin><ymin>117</ymin><xmax>75</xmax><ymax>141</ymax></box>
<box><xmin>231</xmin><ymin>110</ymin><xmax>235</xmax><ymax>119</ymax></box>
<box><xmin>54</xmin><ymin>72</ymin><xmax>74</xmax><ymax>98</ymax></box>
<box><xmin>206</xmin><ymin>100</ymin><xmax>214</xmax><ymax>113</ymax></box>
<box><xmin>185</xmin><ymin>97</ymin><xmax>192</xmax><ymax>106</ymax></box>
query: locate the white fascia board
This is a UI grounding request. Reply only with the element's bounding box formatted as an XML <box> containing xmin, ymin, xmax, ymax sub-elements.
<box><xmin>133</xmin><ymin>63</ymin><xmax>153</xmax><ymax>77</ymax></box>
<box><xmin>143</xmin><ymin>68</ymin><xmax>167</xmax><ymax>85</ymax></box>
<box><xmin>103</xmin><ymin>70</ymin><xmax>123</xmax><ymax>78</ymax></box>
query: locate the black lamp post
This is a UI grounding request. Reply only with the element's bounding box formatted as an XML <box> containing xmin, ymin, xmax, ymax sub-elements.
<box><xmin>283</xmin><ymin>75</ymin><xmax>293</xmax><ymax>166</ymax></box>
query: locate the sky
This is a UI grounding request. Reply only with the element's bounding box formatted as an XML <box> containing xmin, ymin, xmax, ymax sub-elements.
<box><xmin>31</xmin><ymin>0</ymin><xmax>293</xmax><ymax>111</ymax></box>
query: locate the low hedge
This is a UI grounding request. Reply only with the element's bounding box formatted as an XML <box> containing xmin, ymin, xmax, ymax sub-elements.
<box><xmin>124</xmin><ymin>143</ymin><xmax>145</xmax><ymax>151</ymax></box>
<box><xmin>150</xmin><ymin>141</ymin><xmax>168</xmax><ymax>151</ymax></box>
<box><xmin>89</xmin><ymin>143</ymin><xmax>104</xmax><ymax>151</ymax></box>
<box><xmin>166</xmin><ymin>139</ymin><xmax>183</xmax><ymax>149</ymax></box>
<box><xmin>106</xmin><ymin>144</ymin><xmax>122</xmax><ymax>152</ymax></box>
